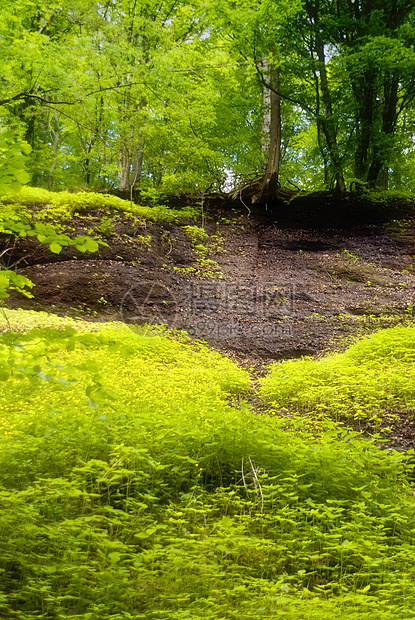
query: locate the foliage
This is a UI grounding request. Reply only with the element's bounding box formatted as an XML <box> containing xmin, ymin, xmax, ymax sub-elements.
<box><xmin>181</xmin><ymin>225</ymin><xmax>223</xmax><ymax>278</ymax></box>
<box><xmin>0</xmin><ymin>163</ymin><xmax>103</xmax><ymax>300</ymax></box>
<box><xmin>260</xmin><ymin>324</ymin><xmax>415</xmax><ymax>422</ymax></box>
<box><xmin>183</xmin><ymin>225</ymin><xmax>209</xmax><ymax>244</ymax></box>
<box><xmin>0</xmin><ymin>128</ymin><xmax>31</xmax><ymax>194</ymax></box>
<box><xmin>0</xmin><ymin>316</ymin><xmax>414</xmax><ymax>617</ymax></box>
<box><xmin>0</xmin><ymin>213</ymin><xmax>102</xmax><ymax>300</ymax></box>
<box><xmin>1</xmin><ymin>187</ymin><xmax>201</xmax><ymax>223</ymax></box>
<box><xmin>2</xmin><ymin>0</ymin><xmax>414</xmax><ymax>194</ymax></box>
<box><xmin>361</xmin><ymin>189</ymin><xmax>415</xmax><ymax>206</ymax></box>
<box><xmin>0</xmin><ymin>308</ymin><xmax>125</xmax><ymax>333</ymax></box>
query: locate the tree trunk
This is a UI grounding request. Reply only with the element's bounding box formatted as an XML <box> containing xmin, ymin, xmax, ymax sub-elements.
<box><xmin>382</xmin><ymin>166</ymin><xmax>389</xmax><ymax>190</ymax></box>
<box><xmin>261</xmin><ymin>63</ymin><xmax>281</xmax><ymax>198</ymax></box>
<box><xmin>367</xmin><ymin>73</ymin><xmax>399</xmax><ymax>188</ymax></box>
<box><xmin>119</xmin><ymin>97</ymin><xmax>146</xmax><ymax>192</ymax></box>
<box><xmin>261</xmin><ymin>60</ymin><xmax>271</xmax><ymax>162</ymax></box>
<box><xmin>119</xmin><ymin>145</ymin><xmax>130</xmax><ymax>191</ymax></box>
<box><xmin>48</xmin><ymin>109</ymin><xmax>60</xmax><ymax>191</ymax></box>
<box><xmin>316</xmin><ymin>118</ymin><xmax>329</xmax><ymax>187</ymax></box>
<box><xmin>350</xmin><ymin>68</ymin><xmax>376</xmax><ymax>186</ymax></box>
<box><xmin>84</xmin><ymin>143</ymin><xmax>92</xmax><ymax>186</ymax></box>
<box><xmin>315</xmin><ymin>37</ymin><xmax>345</xmax><ymax>193</ymax></box>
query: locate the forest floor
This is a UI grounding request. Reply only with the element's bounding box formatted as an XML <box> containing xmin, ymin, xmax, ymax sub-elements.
<box><xmin>5</xmin><ymin>191</ymin><xmax>415</xmax><ymax>450</ymax></box>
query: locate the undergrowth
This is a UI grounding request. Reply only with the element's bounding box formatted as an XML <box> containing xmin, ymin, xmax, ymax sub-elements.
<box><xmin>0</xmin><ymin>307</ymin><xmax>126</xmax><ymax>333</ymax></box>
<box><xmin>181</xmin><ymin>225</ymin><xmax>223</xmax><ymax>278</ymax></box>
<box><xmin>260</xmin><ymin>324</ymin><xmax>415</xmax><ymax>423</ymax></box>
<box><xmin>0</xmin><ymin>186</ymin><xmax>200</xmax><ymax>225</ymax></box>
<box><xmin>0</xmin><ymin>313</ymin><xmax>415</xmax><ymax>618</ymax></box>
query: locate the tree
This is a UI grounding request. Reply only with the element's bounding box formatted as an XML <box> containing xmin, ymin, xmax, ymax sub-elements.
<box><xmin>297</xmin><ymin>0</ymin><xmax>415</xmax><ymax>190</ymax></box>
<box><xmin>1</xmin><ymin>0</ymin><xmax>415</xmax><ymax>198</ymax></box>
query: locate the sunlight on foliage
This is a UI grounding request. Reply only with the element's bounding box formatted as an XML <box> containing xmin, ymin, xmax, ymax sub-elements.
<box><xmin>0</xmin><ymin>313</ymin><xmax>414</xmax><ymax>618</ymax></box>
<box><xmin>1</xmin><ymin>186</ymin><xmax>200</xmax><ymax>223</ymax></box>
<box><xmin>0</xmin><ymin>128</ymin><xmax>31</xmax><ymax>194</ymax></box>
<box><xmin>260</xmin><ymin>325</ymin><xmax>415</xmax><ymax>422</ymax></box>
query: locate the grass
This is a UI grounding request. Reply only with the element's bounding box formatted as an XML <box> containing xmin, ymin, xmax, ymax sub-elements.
<box><xmin>1</xmin><ymin>311</ymin><xmax>415</xmax><ymax>618</ymax></box>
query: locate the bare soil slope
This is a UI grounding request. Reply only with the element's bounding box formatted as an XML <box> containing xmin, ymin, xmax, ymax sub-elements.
<box><xmin>4</xmin><ymin>194</ymin><xmax>415</xmax><ymax>362</ymax></box>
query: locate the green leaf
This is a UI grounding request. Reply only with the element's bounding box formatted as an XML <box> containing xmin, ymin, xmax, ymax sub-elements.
<box><xmin>135</xmin><ymin>527</ymin><xmax>158</xmax><ymax>539</ymax></box>
<box><xmin>21</xmin><ymin>143</ymin><xmax>32</xmax><ymax>155</ymax></box>
<box><xmin>13</xmin><ymin>169</ymin><xmax>30</xmax><ymax>184</ymax></box>
<box><xmin>85</xmin><ymin>238</ymin><xmax>99</xmax><ymax>252</ymax></box>
<box><xmin>49</xmin><ymin>242</ymin><xmax>62</xmax><ymax>254</ymax></box>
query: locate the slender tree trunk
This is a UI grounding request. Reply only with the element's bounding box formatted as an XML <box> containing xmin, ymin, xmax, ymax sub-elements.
<box><xmin>119</xmin><ymin>145</ymin><xmax>130</xmax><ymax>191</ymax></box>
<box><xmin>382</xmin><ymin>166</ymin><xmax>389</xmax><ymax>190</ymax></box>
<box><xmin>129</xmin><ymin>142</ymin><xmax>144</xmax><ymax>205</ymax></box>
<box><xmin>48</xmin><ymin>109</ymin><xmax>60</xmax><ymax>191</ymax></box>
<box><xmin>84</xmin><ymin>142</ymin><xmax>92</xmax><ymax>185</ymax></box>
<box><xmin>24</xmin><ymin>115</ymin><xmax>36</xmax><ymax>148</ymax></box>
<box><xmin>317</xmin><ymin>117</ymin><xmax>329</xmax><ymax>187</ymax></box>
<box><xmin>351</xmin><ymin>71</ymin><xmax>375</xmax><ymax>185</ymax></box>
<box><xmin>261</xmin><ymin>63</ymin><xmax>281</xmax><ymax>197</ymax></box>
<box><xmin>310</xmin><ymin>44</ymin><xmax>329</xmax><ymax>188</ymax></box>
<box><xmin>315</xmin><ymin>37</ymin><xmax>345</xmax><ymax>193</ymax></box>
<box><xmin>261</xmin><ymin>60</ymin><xmax>271</xmax><ymax>164</ymax></box>
<box><xmin>131</xmin><ymin>143</ymin><xmax>144</xmax><ymax>187</ymax></box>
<box><xmin>367</xmin><ymin>73</ymin><xmax>399</xmax><ymax>188</ymax></box>
<box><xmin>119</xmin><ymin>97</ymin><xmax>145</xmax><ymax>192</ymax></box>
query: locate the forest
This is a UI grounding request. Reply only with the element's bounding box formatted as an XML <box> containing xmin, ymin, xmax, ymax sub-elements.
<box><xmin>2</xmin><ymin>1</ymin><xmax>415</xmax><ymax>619</ymax></box>
<box><xmin>1</xmin><ymin>0</ymin><xmax>415</xmax><ymax>198</ymax></box>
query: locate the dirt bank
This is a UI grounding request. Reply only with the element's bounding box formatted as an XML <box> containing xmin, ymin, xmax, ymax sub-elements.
<box><xmin>3</xmin><ymin>194</ymin><xmax>415</xmax><ymax>363</ymax></box>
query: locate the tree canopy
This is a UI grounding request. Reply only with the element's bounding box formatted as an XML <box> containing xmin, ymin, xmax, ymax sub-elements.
<box><xmin>1</xmin><ymin>0</ymin><xmax>415</xmax><ymax>197</ymax></box>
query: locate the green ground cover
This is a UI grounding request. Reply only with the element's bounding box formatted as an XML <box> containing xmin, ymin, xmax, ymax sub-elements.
<box><xmin>0</xmin><ymin>314</ymin><xmax>415</xmax><ymax>619</ymax></box>
<box><xmin>260</xmin><ymin>325</ymin><xmax>415</xmax><ymax>423</ymax></box>
<box><xmin>0</xmin><ymin>187</ymin><xmax>200</xmax><ymax>227</ymax></box>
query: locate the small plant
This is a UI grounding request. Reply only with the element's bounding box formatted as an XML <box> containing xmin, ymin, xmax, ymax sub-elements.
<box><xmin>174</xmin><ymin>265</ymin><xmax>196</xmax><ymax>275</ymax></box>
<box><xmin>195</xmin><ymin>257</ymin><xmax>223</xmax><ymax>278</ymax></box>
<box><xmin>183</xmin><ymin>225</ymin><xmax>209</xmax><ymax>244</ymax></box>
<box><xmin>343</xmin><ymin>249</ymin><xmax>359</xmax><ymax>261</ymax></box>
<box><xmin>95</xmin><ymin>215</ymin><xmax>117</xmax><ymax>238</ymax></box>
<box><xmin>136</xmin><ymin>234</ymin><xmax>152</xmax><ymax>248</ymax></box>
<box><xmin>194</xmin><ymin>243</ymin><xmax>209</xmax><ymax>257</ymax></box>
<box><xmin>182</xmin><ymin>225</ymin><xmax>223</xmax><ymax>278</ymax></box>
<box><xmin>210</xmin><ymin>234</ymin><xmax>225</xmax><ymax>255</ymax></box>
